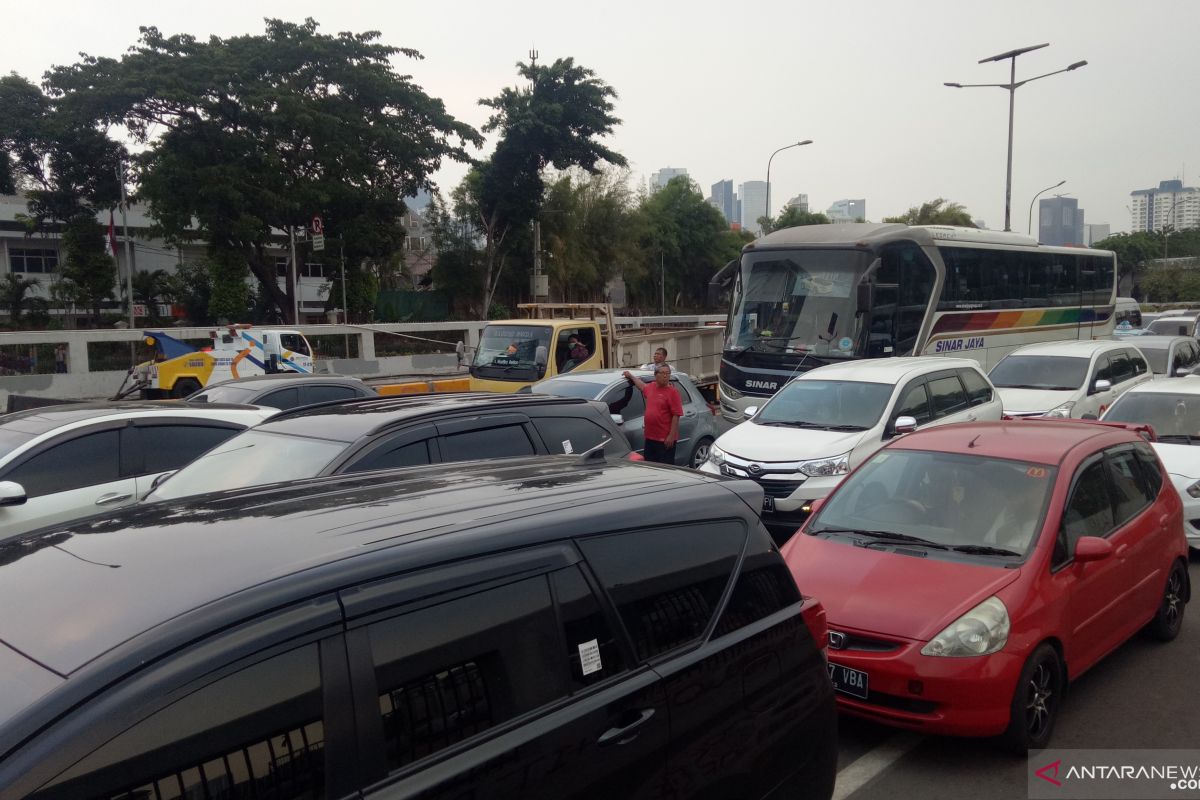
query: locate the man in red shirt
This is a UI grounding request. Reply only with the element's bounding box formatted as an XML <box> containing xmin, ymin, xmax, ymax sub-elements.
<box><xmin>622</xmin><ymin>364</ymin><xmax>683</xmax><ymax>464</ymax></box>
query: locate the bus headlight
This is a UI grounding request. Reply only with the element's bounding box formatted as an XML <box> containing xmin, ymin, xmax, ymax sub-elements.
<box><xmin>798</xmin><ymin>452</ymin><xmax>850</xmax><ymax>478</ymax></box>
<box><xmin>921</xmin><ymin>597</ymin><xmax>1010</xmax><ymax>657</ymax></box>
<box><xmin>1044</xmin><ymin>401</ymin><xmax>1076</xmax><ymax>419</ymax></box>
<box><xmin>720</xmin><ymin>382</ymin><xmax>743</xmax><ymax>401</ymax></box>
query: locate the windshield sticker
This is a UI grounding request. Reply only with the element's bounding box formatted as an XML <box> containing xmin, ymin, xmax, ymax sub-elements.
<box><xmin>562</xmin><ymin>439</ymin><xmax>574</xmax><ymax>454</ymax></box>
<box><xmin>578</xmin><ymin>639</ymin><xmax>602</xmax><ymax>675</ymax></box>
<box><xmin>837</xmin><ymin>336</ymin><xmax>854</xmax><ymax>351</ymax></box>
<box><xmin>1026</xmin><ymin>466</ymin><xmax>1048</xmax><ymax>478</ymax></box>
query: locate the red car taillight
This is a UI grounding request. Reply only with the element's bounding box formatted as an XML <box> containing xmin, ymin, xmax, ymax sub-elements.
<box><xmin>799</xmin><ymin>594</ymin><xmax>828</xmax><ymax>661</ymax></box>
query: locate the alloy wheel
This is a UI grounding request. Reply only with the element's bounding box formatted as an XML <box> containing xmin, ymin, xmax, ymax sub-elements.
<box><xmin>1164</xmin><ymin>569</ymin><xmax>1184</xmax><ymax>629</ymax></box>
<box><xmin>691</xmin><ymin>441</ymin><xmax>712</xmax><ymax>469</ymax></box>
<box><xmin>1026</xmin><ymin>660</ymin><xmax>1056</xmax><ymax>740</ymax></box>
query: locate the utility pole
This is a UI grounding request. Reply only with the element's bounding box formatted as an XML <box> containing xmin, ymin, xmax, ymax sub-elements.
<box><xmin>288</xmin><ymin>226</ymin><xmax>300</xmax><ymax>325</ymax></box>
<box><xmin>660</xmin><ymin>251</ymin><xmax>665</xmax><ymax>316</ymax></box>
<box><xmin>116</xmin><ymin>158</ymin><xmax>135</xmax><ymax>328</ymax></box>
<box><xmin>340</xmin><ymin>241</ymin><xmax>348</xmax><ymax>325</ymax></box>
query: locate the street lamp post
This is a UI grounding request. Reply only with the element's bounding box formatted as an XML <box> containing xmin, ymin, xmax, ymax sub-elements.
<box><xmin>945</xmin><ymin>44</ymin><xmax>1086</xmax><ymax>232</ymax></box>
<box><xmin>765</xmin><ymin>139</ymin><xmax>813</xmax><ymax>231</ymax></box>
<box><xmin>1027</xmin><ymin>180</ymin><xmax>1066</xmax><ymax>237</ymax></box>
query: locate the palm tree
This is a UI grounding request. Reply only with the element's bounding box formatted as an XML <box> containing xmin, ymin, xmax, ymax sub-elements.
<box><xmin>884</xmin><ymin>199</ymin><xmax>976</xmax><ymax>227</ymax></box>
<box><xmin>1</xmin><ymin>273</ymin><xmax>40</xmax><ymax>324</ymax></box>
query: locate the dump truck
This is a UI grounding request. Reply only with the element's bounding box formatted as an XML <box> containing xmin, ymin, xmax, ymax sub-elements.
<box><xmin>465</xmin><ymin>304</ymin><xmax>724</xmax><ymax>395</ymax></box>
<box><xmin>128</xmin><ymin>325</ymin><xmax>315</xmax><ymax>399</ymax></box>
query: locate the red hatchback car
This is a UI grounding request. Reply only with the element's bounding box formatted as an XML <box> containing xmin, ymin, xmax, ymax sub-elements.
<box><xmin>781</xmin><ymin>419</ymin><xmax>1191</xmax><ymax>751</ymax></box>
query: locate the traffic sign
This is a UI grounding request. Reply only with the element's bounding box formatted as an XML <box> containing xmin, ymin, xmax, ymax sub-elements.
<box><xmin>312</xmin><ymin>233</ymin><xmax>326</xmax><ymax>252</ymax></box>
<box><xmin>132</xmin><ymin>304</ymin><xmax>148</xmax><ymax>318</ymax></box>
<box><xmin>311</xmin><ymin>215</ymin><xmax>324</xmax><ymax>235</ymax></box>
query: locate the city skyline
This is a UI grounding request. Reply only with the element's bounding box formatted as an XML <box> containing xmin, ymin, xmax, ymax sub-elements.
<box><xmin>4</xmin><ymin>0</ymin><xmax>1198</xmax><ymax>235</ymax></box>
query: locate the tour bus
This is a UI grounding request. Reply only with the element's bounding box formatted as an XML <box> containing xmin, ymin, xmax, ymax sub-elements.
<box><xmin>710</xmin><ymin>223</ymin><xmax>1117</xmax><ymax>422</ymax></box>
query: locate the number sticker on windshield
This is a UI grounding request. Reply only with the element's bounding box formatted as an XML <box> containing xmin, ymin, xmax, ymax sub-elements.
<box><xmin>1026</xmin><ymin>466</ymin><xmax>1047</xmax><ymax>478</ymax></box>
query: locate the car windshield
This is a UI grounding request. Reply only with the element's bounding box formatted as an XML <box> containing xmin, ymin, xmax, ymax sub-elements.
<box><xmin>188</xmin><ymin>384</ymin><xmax>261</xmax><ymax>404</ymax></box>
<box><xmin>1132</xmin><ymin>345</ymin><xmax>1169</xmax><ymax>375</ymax></box>
<box><xmin>755</xmin><ymin>379</ymin><xmax>892</xmax><ymax>430</ymax></box>
<box><xmin>727</xmin><ymin>249</ymin><xmax>869</xmax><ymax>358</ymax></box>
<box><xmin>471</xmin><ymin>324</ymin><xmax>553</xmax><ymax>383</ymax></box>
<box><xmin>531</xmin><ymin>378</ymin><xmax>603</xmax><ymax>400</ymax></box>
<box><xmin>1104</xmin><ymin>392</ymin><xmax>1200</xmax><ymax>442</ymax></box>
<box><xmin>1147</xmin><ymin>319</ymin><xmax>1194</xmax><ymax>336</ymax></box>
<box><xmin>989</xmin><ymin>355</ymin><xmax>1089</xmax><ymax>391</ymax></box>
<box><xmin>809</xmin><ymin>449</ymin><xmax>1056</xmax><ymax>557</ymax></box>
<box><xmin>146</xmin><ymin>429</ymin><xmax>351</xmax><ymax>501</ymax></box>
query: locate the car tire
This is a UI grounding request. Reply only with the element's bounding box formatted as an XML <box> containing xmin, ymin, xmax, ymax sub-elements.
<box><xmin>689</xmin><ymin>437</ymin><xmax>714</xmax><ymax>469</ymax></box>
<box><xmin>171</xmin><ymin>378</ymin><xmax>202</xmax><ymax>399</ymax></box>
<box><xmin>1000</xmin><ymin>643</ymin><xmax>1063</xmax><ymax>754</ymax></box>
<box><xmin>1145</xmin><ymin>560</ymin><xmax>1188</xmax><ymax>642</ymax></box>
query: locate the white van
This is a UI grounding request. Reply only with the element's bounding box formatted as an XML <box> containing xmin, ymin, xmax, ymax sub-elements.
<box><xmin>1114</xmin><ymin>297</ymin><xmax>1143</xmax><ymax>329</ymax></box>
<box><xmin>699</xmin><ymin>357</ymin><xmax>1003</xmax><ymax>533</ymax></box>
<box><xmin>989</xmin><ymin>340</ymin><xmax>1152</xmax><ymax>418</ymax></box>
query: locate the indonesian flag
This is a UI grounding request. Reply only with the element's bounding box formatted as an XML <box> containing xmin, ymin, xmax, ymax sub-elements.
<box><xmin>107</xmin><ymin>211</ymin><xmax>118</xmax><ymax>258</ymax></box>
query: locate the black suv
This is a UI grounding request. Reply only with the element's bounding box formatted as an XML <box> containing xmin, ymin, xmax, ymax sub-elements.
<box><xmin>186</xmin><ymin>373</ymin><xmax>377</xmax><ymax>410</ymax></box>
<box><xmin>0</xmin><ymin>457</ymin><xmax>836</xmax><ymax>800</ymax></box>
<box><xmin>146</xmin><ymin>392</ymin><xmax>634</xmax><ymax>502</ymax></box>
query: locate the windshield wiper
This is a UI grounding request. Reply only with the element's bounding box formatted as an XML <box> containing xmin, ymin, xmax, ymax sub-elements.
<box><xmin>756</xmin><ymin>420</ymin><xmax>823</xmax><ymax>428</ymax></box>
<box><xmin>998</xmin><ymin>383</ymin><xmax>1056</xmax><ymax>390</ymax></box>
<box><xmin>950</xmin><ymin>544</ymin><xmax>1022</xmax><ymax>557</ymax></box>
<box><xmin>810</xmin><ymin>527</ymin><xmax>948</xmax><ymax>549</ymax></box>
<box><xmin>822</xmin><ymin>424</ymin><xmax>869</xmax><ymax>432</ymax></box>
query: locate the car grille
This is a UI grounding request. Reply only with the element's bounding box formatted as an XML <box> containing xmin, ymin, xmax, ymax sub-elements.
<box><xmin>829</xmin><ymin>631</ymin><xmax>902</xmax><ymax>653</ymax></box>
<box><xmin>757</xmin><ymin>480</ymin><xmax>805</xmax><ymax>498</ymax></box>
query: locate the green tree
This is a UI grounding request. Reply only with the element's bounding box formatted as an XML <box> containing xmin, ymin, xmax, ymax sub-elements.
<box><xmin>131</xmin><ymin>269</ymin><xmax>170</xmax><ymax>308</ymax></box>
<box><xmin>540</xmin><ymin>169</ymin><xmax>639</xmax><ymax>302</ymax></box>
<box><xmin>58</xmin><ymin>214</ymin><xmax>116</xmax><ymax>323</ymax></box>
<box><xmin>48</xmin><ymin>19</ymin><xmax>480</xmax><ymax>324</ymax></box>
<box><xmin>1094</xmin><ymin>231</ymin><xmax>1162</xmax><ymax>294</ymax></box>
<box><xmin>883</xmin><ymin>198</ymin><xmax>976</xmax><ymax>227</ymax></box>
<box><xmin>468</xmin><ymin>57</ymin><xmax>627</xmax><ymax>315</ymax></box>
<box><xmin>0</xmin><ymin>273</ymin><xmax>40</xmax><ymax>323</ymax></box>
<box><xmin>164</xmin><ymin>260</ymin><xmax>215</xmax><ymax>325</ymax></box>
<box><xmin>762</xmin><ymin>206</ymin><xmax>831</xmax><ymax>233</ymax></box>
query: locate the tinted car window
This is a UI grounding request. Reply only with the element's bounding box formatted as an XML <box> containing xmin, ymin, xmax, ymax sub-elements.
<box><xmin>302</xmin><ymin>385</ymin><xmax>362</xmax><ymax>405</ymax></box>
<box><xmin>41</xmin><ymin>645</ymin><xmax>324</xmax><ymax>800</ymax></box>
<box><xmin>279</xmin><ymin>334</ymin><xmax>310</xmax><ymax>356</ymax></box>
<box><xmin>551</xmin><ymin>566</ymin><xmax>627</xmax><ymax>689</ymax></box>
<box><xmin>604</xmin><ymin>383</ymin><xmax>645</xmax><ymax>422</ymax></box>
<box><xmin>439</xmin><ymin>425</ymin><xmax>536</xmax><ymax>462</ymax></box>
<box><xmin>345</xmin><ymin>440</ymin><xmax>432</xmax><ymax>473</ymax></box>
<box><xmin>259</xmin><ymin>387</ymin><xmax>301</xmax><ymax>410</ymax></box>
<box><xmin>532</xmin><ymin>417</ymin><xmax>613</xmax><ymax>455</ymax></box>
<box><xmin>5</xmin><ymin>430</ymin><xmax>120</xmax><ymax>497</ymax></box>
<box><xmin>990</xmin><ymin>355</ymin><xmax>1090</xmax><ymax>390</ymax></box>
<box><xmin>138</xmin><ymin>424</ymin><xmax>240</xmax><ymax>475</ymax></box>
<box><xmin>578</xmin><ymin>523</ymin><xmax>745</xmax><ymax>661</ymax></box>
<box><xmin>894</xmin><ymin>382</ymin><xmax>932</xmax><ymax>425</ymax></box>
<box><xmin>670</xmin><ymin>378</ymin><xmax>695</xmax><ymax>404</ymax></box>
<box><xmin>366</xmin><ymin>575</ymin><xmax>565</xmax><ymax>774</ymax></box>
<box><xmin>1063</xmin><ymin>459</ymin><xmax>1114</xmax><ymax>548</ymax></box>
<box><xmin>1129</xmin><ymin>349</ymin><xmax>1148</xmax><ymax>377</ymax></box>
<box><xmin>713</xmin><ymin>532</ymin><xmax>801</xmax><ymax>638</ymax></box>
<box><xmin>1109</xmin><ymin>351</ymin><xmax>1134</xmax><ymax>383</ymax></box>
<box><xmin>1134</xmin><ymin>444</ymin><xmax>1164</xmax><ymax>498</ymax></box>
<box><xmin>959</xmin><ymin>369</ymin><xmax>993</xmax><ymax>406</ymax></box>
<box><xmin>1107</xmin><ymin>448</ymin><xmax>1152</xmax><ymax>525</ymax></box>
<box><xmin>1093</xmin><ymin>355</ymin><xmax>1113</xmax><ymax>384</ymax></box>
<box><xmin>928</xmin><ymin>375</ymin><xmax>969</xmax><ymax>419</ymax></box>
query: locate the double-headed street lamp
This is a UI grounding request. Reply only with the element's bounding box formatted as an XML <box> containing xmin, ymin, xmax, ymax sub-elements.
<box><xmin>1027</xmin><ymin>179</ymin><xmax>1066</xmax><ymax>237</ymax></box>
<box><xmin>945</xmin><ymin>43</ymin><xmax>1087</xmax><ymax>233</ymax></box>
<box><xmin>765</xmin><ymin>139</ymin><xmax>813</xmax><ymax>229</ymax></box>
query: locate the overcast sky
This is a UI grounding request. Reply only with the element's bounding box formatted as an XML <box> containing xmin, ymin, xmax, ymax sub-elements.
<box><xmin>9</xmin><ymin>0</ymin><xmax>1199</xmax><ymax>235</ymax></box>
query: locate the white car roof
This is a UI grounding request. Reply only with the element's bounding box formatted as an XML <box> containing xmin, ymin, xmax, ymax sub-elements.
<box><xmin>795</xmin><ymin>356</ymin><xmax>984</xmax><ymax>385</ymax></box>
<box><xmin>1007</xmin><ymin>340</ymin><xmax>1139</xmax><ymax>359</ymax></box>
<box><xmin>1120</xmin><ymin>380</ymin><xmax>1200</xmax><ymax>397</ymax></box>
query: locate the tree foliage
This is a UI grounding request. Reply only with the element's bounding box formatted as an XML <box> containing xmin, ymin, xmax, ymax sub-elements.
<box><xmin>45</xmin><ymin>19</ymin><xmax>480</xmax><ymax>324</ymax></box>
<box><xmin>763</xmin><ymin>206</ymin><xmax>831</xmax><ymax>234</ymax></box>
<box><xmin>58</xmin><ymin>215</ymin><xmax>116</xmax><ymax>322</ymax></box>
<box><xmin>883</xmin><ymin>198</ymin><xmax>975</xmax><ymax>227</ymax></box>
<box><xmin>0</xmin><ymin>273</ymin><xmax>40</xmax><ymax>322</ymax></box>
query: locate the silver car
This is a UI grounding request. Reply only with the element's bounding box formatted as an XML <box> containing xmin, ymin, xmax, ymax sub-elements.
<box><xmin>528</xmin><ymin>368</ymin><xmax>722</xmax><ymax>467</ymax></box>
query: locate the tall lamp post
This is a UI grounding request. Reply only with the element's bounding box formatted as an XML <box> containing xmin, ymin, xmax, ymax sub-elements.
<box><xmin>1163</xmin><ymin>194</ymin><xmax>1184</xmax><ymax>263</ymax></box>
<box><xmin>765</xmin><ymin>139</ymin><xmax>813</xmax><ymax>231</ymax></box>
<box><xmin>945</xmin><ymin>43</ymin><xmax>1086</xmax><ymax>232</ymax></box>
<box><xmin>1027</xmin><ymin>179</ymin><xmax>1066</xmax><ymax>237</ymax></box>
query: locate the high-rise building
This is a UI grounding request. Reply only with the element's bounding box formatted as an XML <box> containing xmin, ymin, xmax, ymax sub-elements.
<box><xmin>709</xmin><ymin>180</ymin><xmax>735</xmax><ymax>222</ymax></box>
<box><xmin>785</xmin><ymin>194</ymin><xmax>809</xmax><ymax>213</ymax></box>
<box><xmin>738</xmin><ymin>181</ymin><xmax>768</xmax><ymax>235</ymax></box>
<box><xmin>1086</xmin><ymin>224</ymin><xmax>1111</xmax><ymax>246</ymax></box>
<box><xmin>1039</xmin><ymin>196</ymin><xmax>1083</xmax><ymax>246</ymax></box>
<box><xmin>650</xmin><ymin>167</ymin><xmax>688</xmax><ymax>192</ymax></box>
<box><xmin>1130</xmin><ymin>179</ymin><xmax>1200</xmax><ymax>233</ymax></box>
<box><xmin>826</xmin><ymin>199</ymin><xmax>866</xmax><ymax>223</ymax></box>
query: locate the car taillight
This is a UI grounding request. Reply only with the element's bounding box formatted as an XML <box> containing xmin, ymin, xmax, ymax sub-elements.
<box><xmin>627</xmin><ymin>452</ymin><xmax>645</xmax><ymax>462</ymax></box>
<box><xmin>799</xmin><ymin>595</ymin><xmax>828</xmax><ymax>661</ymax></box>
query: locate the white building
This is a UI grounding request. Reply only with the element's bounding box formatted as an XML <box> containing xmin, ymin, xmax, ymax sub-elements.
<box><xmin>785</xmin><ymin>194</ymin><xmax>810</xmax><ymax>213</ymax></box>
<box><xmin>827</xmin><ymin>198</ymin><xmax>866</xmax><ymax>223</ymax></box>
<box><xmin>738</xmin><ymin>181</ymin><xmax>768</xmax><ymax>235</ymax></box>
<box><xmin>1130</xmin><ymin>180</ymin><xmax>1200</xmax><ymax>233</ymax></box>
<box><xmin>650</xmin><ymin>167</ymin><xmax>689</xmax><ymax>192</ymax></box>
<box><xmin>1086</xmin><ymin>224</ymin><xmax>1111</xmax><ymax>246</ymax></box>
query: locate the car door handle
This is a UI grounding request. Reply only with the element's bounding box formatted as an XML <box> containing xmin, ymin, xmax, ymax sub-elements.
<box><xmin>597</xmin><ymin>708</ymin><xmax>656</xmax><ymax>747</ymax></box>
<box><xmin>1115</xmin><ymin>544</ymin><xmax>1130</xmax><ymax>558</ymax></box>
<box><xmin>684</xmin><ymin>411</ymin><xmax>697</xmax><ymax>418</ymax></box>
<box><xmin>967</xmin><ymin>414</ymin><xmax>977</xmax><ymax>422</ymax></box>
<box><xmin>95</xmin><ymin>493</ymin><xmax>132</xmax><ymax>506</ymax></box>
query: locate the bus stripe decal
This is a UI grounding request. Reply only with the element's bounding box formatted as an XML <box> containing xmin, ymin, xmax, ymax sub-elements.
<box><xmin>931</xmin><ymin>306</ymin><xmax>1113</xmax><ymax>336</ymax></box>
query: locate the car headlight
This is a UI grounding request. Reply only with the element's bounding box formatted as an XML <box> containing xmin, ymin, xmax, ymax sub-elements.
<box><xmin>707</xmin><ymin>444</ymin><xmax>727</xmax><ymax>466</ymax></box>
<box><xmin>1043</xmin><ymin>401</ymin><xmax>1076</xmax><ymax>419</ymax></box>
<box><xmin>720</xmin><ymin>382</ymin><xmax>743</xmax><ymax>401</ymax></box>
<box><xmin>921</xmin><ymin>596</ymin><xmax>1010</xmax><ymax>657</ymax></box>
<box><xmin>798</xmin><ymin>452</ymin><xmax>850</xmax><ymax>478</ymax></box>
<box><xmin>1186</xmin><ymin>479</ymin><xmax>1200</xmax><ymax>499</ymax></box>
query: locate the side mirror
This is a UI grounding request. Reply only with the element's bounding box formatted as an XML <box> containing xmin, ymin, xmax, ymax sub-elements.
<box><xmin>893</xmin><ymin>415</ymin><xmax>918</xmax><ymax>435</ymax></box>
<box><xmin>744</xmin><ymin>406</ymin><xmax>759</xmax><ymax>419</ymax></box>
<box><xmin>1073</xmin><ymin>536</ymin><xmax>1113</xmax><ymax>563</ymax></box>
<box><xmin>1093</xmin><ymin>378</ymin><xmax>1112</xmax><ymax>393</ymax></box>
<box><xmin>535</xmin><ymin>345</ymin><xmax>548</xmax><ymax>367</ymax></box>
<box><xmin>149</xmin><ymin>471</ymin><xmax>176</xmax><ymax>493</ymax></box>
<box><xmin>610</xmin><ymin>413</ymin><xmax>625</xmax><ymax>427</ymax></box>
<box><xmin>0</xmin><ymin>481</ymin><xmax>27</xmax><ymax>507</ymax></box>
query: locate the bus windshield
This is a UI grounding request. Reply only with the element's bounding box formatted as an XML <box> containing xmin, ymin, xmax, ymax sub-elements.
<box><xmin>728</xmin><ymin>249</ymin><xmax>870</xmax><ymax>358</ymax></box>
<box><xmin>471</xmin><ymin>324</ymin><xmax>553</xmax><ymax>382</ymax></box>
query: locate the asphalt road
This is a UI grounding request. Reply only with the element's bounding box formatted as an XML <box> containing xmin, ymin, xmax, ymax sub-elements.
<box><xmin>828</xmin><ymin>551</ymin><xmax>1200</xmax><ymax>800</ymax></box>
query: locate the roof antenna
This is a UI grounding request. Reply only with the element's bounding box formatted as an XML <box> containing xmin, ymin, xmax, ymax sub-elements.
<box><xmin>968</xmin><ymin>434</ymin><xmax>982</xmax><ymax>448</ymax></box>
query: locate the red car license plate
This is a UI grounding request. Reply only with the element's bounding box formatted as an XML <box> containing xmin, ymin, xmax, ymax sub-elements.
<box><xmin>828</xmin><ymin>663</ymin><xmax>868</xmax><ymax>699</ymax></box>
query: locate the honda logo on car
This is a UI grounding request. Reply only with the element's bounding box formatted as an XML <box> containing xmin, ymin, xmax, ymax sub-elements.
<box><xmin>746</xmin><ymin>379</ymin><xmax>778</xmax><ymax>390</ymax></box>
<box><xmin>934</xmin><ymin>336</ymin><xmax>985</xmax><ymax>353</ymax></box>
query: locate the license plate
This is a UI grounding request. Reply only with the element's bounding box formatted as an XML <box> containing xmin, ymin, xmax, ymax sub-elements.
<box><xmin>828</xmin><ymin>663</ymin><xmax>868</xmax><ymax>699</ymax></box>
<box><xmin>762</xmin><ymin>496</ymin><xmax>775</xmax><ymax>513</ymax></box>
